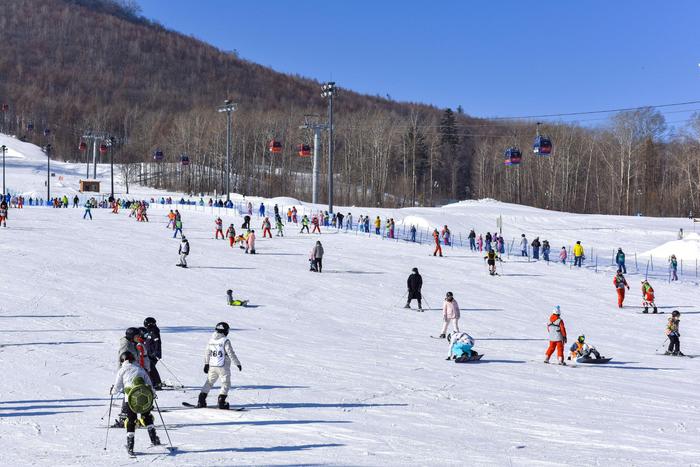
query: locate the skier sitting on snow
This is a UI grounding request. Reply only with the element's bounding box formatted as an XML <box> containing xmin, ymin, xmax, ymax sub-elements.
<box><xmin>446</xmin><ymin>331</ymin><xmax>478</xmax><ymax>361</ymax></box>
<box><xmin>111</xmin><ymin>351</ymin><xmax>161</xmax><ymax>455</ymax></box>
<box><xmin>568</xmin><ymin>335</ymin><xmax>602</xmax><ymax>361</ymax></box>
<box><xmin>641</xmin><ymin>279</ymin><xmax>657</xmax><ymax>313</ymax></box>
<box><xmin>226</xmin><ymin>289</ymin><xmax>247</xmax><ymax>306</ymax></box>
<box><xmin>197</xmin><ymin>322</ymin><xmax>242</xmax><ymax>409</ymax></box>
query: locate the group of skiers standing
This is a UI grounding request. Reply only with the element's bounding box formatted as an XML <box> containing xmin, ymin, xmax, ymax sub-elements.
<box><xmin>110</xmin><ymin>318</ymin><xmax>245</xmax><ymax>455</ymax></box>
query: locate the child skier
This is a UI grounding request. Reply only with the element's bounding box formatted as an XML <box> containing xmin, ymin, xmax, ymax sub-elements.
<box><xmin>670</xmin><ymin>255</ymin><xmax>678</xmax><ymax>281</ymax></box>
<box><xmin>262</xmin><ymin>217</ymin><xmax>272</xmax><ymax>238</ymax></box>
<box><xmin>311</xmin><ymin>215</ymin><xmax>321</xmax><ymax>234</ymax></box>
<box><xmin>613</xmin><ymin>270</ymin><xmax>630</xmax><ymax>308</ymax></box>
<box><xmin>111</xmin><ymin>351</ymin><xmax>160</xmax><ymax>456</ymax></box>
<box><xmin>245</xmin><ymin>230</ymin><xmax>256</xmax><ymax>254</ymax></box>
<box><xmin>544</xmin><ymin>305</ymin><xmax>567</xmax><ymax>365</ymax></box>
<box><xmin>641</xmin><ymin>279</ymin><xmax>657</xmax><ymax>313</ymax></box>
<box><xmin>83</xmin><ymin>199</ymin><xmax>92</xmax><ymax>220</ymax></box>
<box><xmin>665</xmin><ymin>310</ymin><xmax>683</xmax><ymax>356</ymax></box>
<box><xmin>438</xmin><ymin>292</ymin><xmax>460</xmax><ymax>338</ymax></box>
<box><xmin>441</xmin><ymin>225</ymin><xmax>451</xmax><ymax>246</ymax></box>
<box><xmin>166</xmin><ymin>210</ymin><xmax>175</xmax><ymax>229</ymax></box>
<box><xmin>432</xmin><ymin>229</ymin><xmax>443</xmax><ymax>257</ymax></box>
<box><xmin>275</xmin><ymin>216</ymin><xmax>284</xmax><ymax>237</ymax></box>
<box><xmin>214</xmin><ymin>217</ymin><xmax>224</xmax><ymax>239</ymax></box>
<box><xmin>446</xmin><ymin>331</ymin><xmax>479</xmax><ymax>361</ymax></box>
<box><xmin>568</xmin><ymin>335</ymin><xmax>602</xmax><ymax>361</ymax></box>
<box><xmin>196</xmin><ymin>322</ymin><xmax>242</xmax><ymax>409</ymax></box>
<box><xmin>484</xmin><ymin>248</ymin><xmax>502</xmax><ymax>275</ymax></box>
<box><xmin>559</xmin><ymin>247</ymin><xmax>567</xmax><ymax>264</ymax></box>
<box><xmin>226</xmin><ymin>224</ymin><xmax>236</xmax><ymax>247</ymax></box>
<box><xmin>300</xmin><ymin>215</ymin><xmax>310</xmax><ymax>233</ymax></box>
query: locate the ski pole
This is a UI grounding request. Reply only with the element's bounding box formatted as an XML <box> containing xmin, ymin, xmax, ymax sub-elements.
<box><xmin>422</xmin><ymin>296</ymin><xmax>432</xmax><ymax>310</ymax></box>
<box><xmin>103</xmin><ymin>391</ymin><xmax>114</xmax><ymax>451</ymax></box>
<box><xmin>153</xmin><ymin>398</ymin><xmax>175</xmax><ymax>451</ymax></box>
<box><xmin>157</xmin><ymin>358</ymin><xmax>186</xmax><ymax>390</ymax></box>
<box><xmin>656</xmin><ymin>338</ymin><xmax>669</xmax><ymax>353</ymax></box>
<box><xmin>397</xmin><ymin>291</ymin><xmax>408</xmax><ymax>307</ymax></box>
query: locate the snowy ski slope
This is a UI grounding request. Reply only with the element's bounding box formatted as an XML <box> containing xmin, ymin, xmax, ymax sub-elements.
<box><xmin>1</xmin><ymin>136</ymin><xmax>699</xmax><ymax>466</ymax></box>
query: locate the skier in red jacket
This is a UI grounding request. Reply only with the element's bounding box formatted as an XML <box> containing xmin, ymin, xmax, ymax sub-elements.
<box><xmin>432</xmin><ymin>229</ymin><xmax>443</xmax><ymax>257</ymax></box>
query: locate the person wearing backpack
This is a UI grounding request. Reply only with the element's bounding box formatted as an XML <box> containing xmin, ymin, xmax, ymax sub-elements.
<box><xmin>111</xmin><ymin>351</ymin><xmax>161</xmax><ymax>455</ymax></box>
<box><xmin>613</xmin><ymin>270</ymin><xmax>630</xmax><ymax>308</ymax></box>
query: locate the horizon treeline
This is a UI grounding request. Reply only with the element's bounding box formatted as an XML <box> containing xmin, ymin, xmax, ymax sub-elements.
<box><xmin>0</xmin><ymin>0</ymin><xmax>698</xmax><ymax>217</ymax></box>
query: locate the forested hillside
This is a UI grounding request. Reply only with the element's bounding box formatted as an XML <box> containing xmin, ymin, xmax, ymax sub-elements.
<box><xmin>0</xmin><ymin>0</ymin><xmax>698</xmax><ymax>215</ymax></box>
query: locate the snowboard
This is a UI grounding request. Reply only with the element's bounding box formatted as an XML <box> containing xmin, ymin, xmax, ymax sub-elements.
<box><xmin>455</xmin><ymin>354</ymin><xmax>484</xmax><ymax>363</ymax></box>
<box><xmin>182</xmin><ymin>402</ymin><xmax>246</xmax><ymax>411</ymax></box>
<box><xmin>576</xmin><ymin>357</ymin><xmax>612</xmax><ymax>364</ymax></box>
<box><xmin>175</xmin><ymin>264</ymin><xmax>188</xmax><ymax>268</ymax></box>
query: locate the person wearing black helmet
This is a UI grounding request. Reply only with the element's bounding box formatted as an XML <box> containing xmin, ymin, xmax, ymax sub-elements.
<box><xmin>142</xmin><ymin>318</ymin><xmax>162</xmax><ymax>389</ymax></box>
<box><xmin>665</xmin><ymin>310</ymin><xmax>684</xmax><ymax>356</ymax></box>
<box><xmin>111</xmin><ymin>351</ymin><xmax>161</xmax><ymax>455</ymax></box>
<box><xmin>405</xmin><ymin>267</ymin><xmax>423</xmax><ymax>311</ymax></box>
<box><xmin>113</xmin><ymin>327</ymin><xmax>142</xmax><ymax>427</ymax></box>
<box><xmin>196</xmin><ymin>322</ymin><xmax>242</xmax><ymax>409</ymax></box>
<box><xmin>118</xmin><ymin>327</ymin><xmax>140</xmax><ymax>368</ymax></box>
<box><xmin>177</xmin><ymin>235</ymin><xmax>190</xmax><ymax>268</ymax></box>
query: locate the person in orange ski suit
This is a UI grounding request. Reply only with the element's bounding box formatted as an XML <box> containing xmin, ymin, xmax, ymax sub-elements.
<box><xmin>545</xmin><ymin>306</ymin><xmax>567</xmax><ymax>365</ymax></box>
<box><xmin>613</xmin><ymin>270</ymin><xmax>630</xmax><ymax>308</ymax></box>
<box><xmin>432</xmin><ymin>229</ymin><xmax>442</xmax><ymax>257</ymax></box>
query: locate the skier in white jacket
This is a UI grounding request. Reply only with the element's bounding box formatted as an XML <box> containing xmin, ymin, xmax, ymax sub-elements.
<box><xmin>111</xmin><ymin>351</ymin><xmax>160</xmax><ymax>454</ymax></box>
<box><xmin>197</xmin><ymin>322</ymin><xmax>242</xmax><ymax>409</ymax></box>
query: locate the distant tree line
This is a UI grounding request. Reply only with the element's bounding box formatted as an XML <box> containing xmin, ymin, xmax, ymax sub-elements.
<box><xmin>0</xmin><ymin>0</ymin><xmax>697</xmax><ymax>216</ymax></box>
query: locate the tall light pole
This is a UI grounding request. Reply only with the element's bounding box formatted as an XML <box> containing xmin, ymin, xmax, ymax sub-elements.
<box><xmin>1</xmin><ymin>145</ymin><xmax>6</xmax><ymax>195</ymax></box>
<box><xmin>321</xmin><ymin>82</ymin><xmax>337</xmax><ymax>213</ymax></box>
<box><xmin>44</xmin><ymin>128</ymin><xmax>51</xmax><ymax>201</ymax></box>
<box><xmin>299</xmin><ymin>115</ymin><xmax>329</xmax><ymax>205</ymax></box>
<box><xmin>106</xmin><ymin>136</ymin><xmax>116</xmax><ymax>198</ymax></box>
<box><xmin>217</xmin><ymin>99</ymin><xmax>237</xmax><ymax>202</ymax></box>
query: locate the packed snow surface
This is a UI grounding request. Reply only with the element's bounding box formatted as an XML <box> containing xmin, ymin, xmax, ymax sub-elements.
<box><xmin>1</xmin><ymin>135</ymin><xmax>699</xmax><ymax>466</ymax></box>
<box><xmin>643</xmin><ymin>232</ymin><xmax>700</xmax><ymax>262</ymax></box>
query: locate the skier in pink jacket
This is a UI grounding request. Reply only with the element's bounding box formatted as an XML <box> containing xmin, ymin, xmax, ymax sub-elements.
<box><xmin>439</xmin><ymin>292</ymin><xmax>460</xmax><ymax>338</ymax></box>
<box><xmin>245</xmin><ymin>230</ymin><xmax>256</xmax><ymax>254</ymax></box>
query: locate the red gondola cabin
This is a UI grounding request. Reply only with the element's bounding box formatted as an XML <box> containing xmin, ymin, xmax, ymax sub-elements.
<box><xmin>268</xmin><ymin>140</ymin><xmax>283</xmax><ymax>154</ymax></box>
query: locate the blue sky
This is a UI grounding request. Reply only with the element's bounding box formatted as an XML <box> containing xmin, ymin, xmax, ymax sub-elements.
<box><xmin>138</xmin><ymin>0</ymin><xmax>700</xmax><ymax>125</ymax></box>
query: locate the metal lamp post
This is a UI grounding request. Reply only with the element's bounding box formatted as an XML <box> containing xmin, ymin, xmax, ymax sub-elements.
<box><xmin>321</xmin><ymin>82</ymin><xmax>337</xmax><ymax>213</ymax></box>
<box><xmin>217</xmin><ymin>99</ymin><xmax>238</xmax><ymax>202</ymax></box>
<box><xmin>1</xmin><ymin>145</ymin><xmax>6</xmax><ymax>195</ymax></box>
<box><xmin>44</xmin><ymin>128</ymin><xmax>51</xmax><ymax>201</ymax></box>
